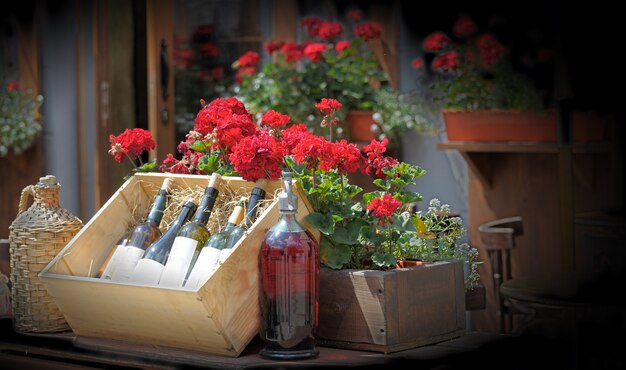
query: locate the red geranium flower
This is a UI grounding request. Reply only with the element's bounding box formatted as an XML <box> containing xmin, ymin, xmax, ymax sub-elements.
<box><xmin>229</xmin><ymin>130</ymin><xmax>285</xmax><ymax>182</ymax></box>
<box><xmin>355</xmin><ymin>22</ymin><xmax>382</xmax><ymax>41</ymax></box>
<box><xmin>303</xmin><ymin>43</ymin><xmax>327</xmax><ymax>63</ymax></box>
<box><xmin>367</xmin><ymin>193</ymin><xmax>402</xmax><ymax>225</ymax></box>
<box><xmin>108</xmin><ymin>128</ymin><xmax>156</xmax><ymax>164</ymax></box>
<box><xmin>261</xmin><ymin>110</ymin><xmax>291</xmax><ymax>128</ymax></box>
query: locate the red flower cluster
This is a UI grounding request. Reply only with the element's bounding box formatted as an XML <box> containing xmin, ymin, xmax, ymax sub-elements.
<box><xmin>261</xmin><ymin>110</ymin><xmax>291</xmax><ymax>128</ymax></box>
<box><xmin>236</xmin><ymin>13</ymin><xmax>383</xmax><ymax>72</ymax></box>
<box><xmin>314</xmin><ymin>98</ymin><xmax>341</xmax><ymax>115</ymax></box>
<box><xmin>303</xmin><ymin>43</ymin><xmax>327</xmax><ymax>63</ymax></box>
<box><xmin>367</xmin><ymin>193</ymin><xmax>403</xmax><ymax>225</ymax></box>
<box><xmin>108</xmin><ymin>128</ymin><xmax>156</xmax><ymax>164</ymax></box>
<box><xmin>421</xmin><ymin>16</ymin><xmax>507</xmax><ymax>72</ymax></box>
<box><xmin>229</xmin><ymin>130</ymin><xmax>285</xmax><ymax>182</ymax></box>
<box><xmin>423</xmin><ymin>31</ymin><xmax>450</xmax><ymax>53</ymax></box>
<box><xmin>318</xmin><ymin>21</ymin><xmax>343</xmax><ymax>40</ymax></box>
<box><xmin>107</xmin><ymin>95</ymin><xmax>401</xmax><ymax>185</ymax></box>
<box><xmin>237</xmin><ymin>51</ymin><xmax>260</xmax><ymax>68</ymax></box>
<box><xmin>476</xmin><ymin>33</ymin><xmax>505</xmax><ymax>66</ymax></box>
<box><xmin>355</xmin><ymin>22</ymin><xmax>382</xmax><ymax>41</ymax></box>
<box><xmin>452</xmin><ymin>15</ymin><xmax>477</xmax><ymax>39</ymax></box>
<box><xmin>361</xmin><ymin>138</ymin><xmax>399</xmax><ymax>179</ymax></box>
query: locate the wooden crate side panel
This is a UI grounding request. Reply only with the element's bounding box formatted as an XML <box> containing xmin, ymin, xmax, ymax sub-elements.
<box><xmin>43</xmin><ymin>176</ymin><xmax>145</xmax><ymax>277</ymax></box>
<box><xmin>39</xmin><ymin>276</ymin><xmax>236</xmax><ymax>355</ymax></box>
<box><xmin>318</xmin><ymin>269</ymin><xmax>389</xmax><ymax>345</ymax></box>
<box><xmin>396</xmin><ymin>261</ymin><xmax>466</xmax><ymax>342</ymax></box>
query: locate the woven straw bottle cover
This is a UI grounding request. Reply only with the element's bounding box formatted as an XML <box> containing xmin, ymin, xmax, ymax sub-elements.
<box><xmin>8</xmin><ymin>175</ymin><xmax>83</xmax><ymax>333</ymax></box>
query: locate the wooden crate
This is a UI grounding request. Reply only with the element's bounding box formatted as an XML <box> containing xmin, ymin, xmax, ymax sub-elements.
<box><xmin>39</xmin><ymin>173</ymin><xmax>317</xmax><ymax>357</ymax></box>
<box><xmin>317</xmin><ymin>260</ymin><xmax>466</xmax><ymax>353</ymax></box>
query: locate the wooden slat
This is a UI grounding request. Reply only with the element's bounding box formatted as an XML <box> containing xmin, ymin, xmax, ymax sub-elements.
<box><xmin>146</xmin><ymin>0</ymin><xmax>175</xmax><ymax>162</ymax></box>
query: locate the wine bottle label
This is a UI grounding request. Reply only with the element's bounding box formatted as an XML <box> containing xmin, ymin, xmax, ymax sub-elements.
<box><xmin>109</xmin><ymin>246</ymin><xmax>145</xmax><ymax>282</ymax></box>
<box><xmin>184</xmin><ymin>247</ymin><xmax>221</xmax><ymax>290</ymax></box>
<box><xmin>159</xmin><ymin>237</ymin><xmax>198</xmax><ymax>288</ymax></box>
<box><xmin>218</xmin><ymin>248</ymin><xmax>233</xmax><ymax>265</ymax></box>
<box><xmin>99</xmin><ymin>245</ymin><xmax>125</xmax><ymax>280</ymax></box>
<box><xmin>130</xmin><ymin>258</ymin><xmax>164</xmax><ymax>285</ymax></box>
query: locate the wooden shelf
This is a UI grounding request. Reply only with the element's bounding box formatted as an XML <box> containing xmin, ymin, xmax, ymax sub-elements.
<box><xmin>437</xmin><ymin>141</ymin><xmax>612</xmax><ymax>154</ymax></box>
<box><xmin>436</xmin><ymin>141</ymin><xmax>613</xmax><ymax>189</ymax></box>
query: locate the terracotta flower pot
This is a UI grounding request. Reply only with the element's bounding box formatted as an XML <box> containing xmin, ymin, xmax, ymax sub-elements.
<box><xmin>442</xmin><ymin>110</ymin><xmax>606</xmax><ymax>143</ymax></box>
<box><xmin>345</xmin><ymin>111</ymin><xmax>377</xmax><ymax>142</ymax></box>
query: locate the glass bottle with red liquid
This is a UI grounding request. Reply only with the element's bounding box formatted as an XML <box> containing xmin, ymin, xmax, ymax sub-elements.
<box><xmin>259</xmin><ymin>171</ymin><xmax>320</xmax><ymax>360</ymax></box>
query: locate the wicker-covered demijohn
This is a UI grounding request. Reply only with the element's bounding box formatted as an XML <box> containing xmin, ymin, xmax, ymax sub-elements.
<box><xmin>9</xmin><ymin>175</ymin><xmax>83</xmax><ymax>333</ymax></box>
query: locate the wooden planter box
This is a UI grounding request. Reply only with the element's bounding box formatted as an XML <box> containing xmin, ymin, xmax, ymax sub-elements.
<box><xmin>317</xmin><ymin>260</ymin><xmax>466</xmax><ymax>353</ymax></box>
<box><xmin>38</xmin><ymin>173</ymin><xmax>316</xmax><ymax>357</ymax></box>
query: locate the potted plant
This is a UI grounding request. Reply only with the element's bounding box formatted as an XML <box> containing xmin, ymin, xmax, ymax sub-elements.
<box><xmin>0</xmin><ymin>81</ymin><xmax>43</xmax><ymax>157</ymax></box>
<box><xmin>230</xmin><ymin>10</ymin><xmax>436</xmax><ymax>152</ymax></box>
<box><xmin>412</xmin><ymin>15</ymin><xmax>605</xmax><ymax>143</ymax></box>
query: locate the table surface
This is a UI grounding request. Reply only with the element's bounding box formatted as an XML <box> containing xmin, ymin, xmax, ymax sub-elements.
<box><xmin>0</xmin><ymin>317</ymin><xmax>577</xmax><ymax>369</ymax></box>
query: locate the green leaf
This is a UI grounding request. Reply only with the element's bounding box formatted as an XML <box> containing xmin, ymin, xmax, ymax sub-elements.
<box><xmin>319</xmin><ymin>237</ymin><xmax>352</xmax><ymax>269</ymax></box>
<box><xmin>188</xmin><ymin>140</ymin><xmax>207</xmax><ymax>152</ymax></box>
<box><xmin>371</xmin><ymin>252</ymin><xmax>396</xmax><ymax>268</ymax></box>
<box><xmin>331</xmin><ymin>219</ymin><xmax>366</xmax><ymax>245</ymax></box>
<box><xmin>304</xmin><ymin>212</ymin><xmax>335</xmax><ymax>235</ymax></box>
<box><xmin>134</xmin><ymin>159</ymin><xmax>157</xmax><ymax>173</ymax></box>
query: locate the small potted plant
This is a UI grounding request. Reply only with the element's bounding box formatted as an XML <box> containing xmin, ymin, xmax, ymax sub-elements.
<box><xmin>0</xmin><ymin>81</ymin><xmax>43</xmax><ymax>157</ymax></box>
<box><xmin>410</xmin><ymin>15</ymin><xmax>605</xmax><ymax>143</ymax></box>
<box><xmin>230</xmin><ymin>10</ymin><xmax>435</xmax><ymax>152</ymax></box>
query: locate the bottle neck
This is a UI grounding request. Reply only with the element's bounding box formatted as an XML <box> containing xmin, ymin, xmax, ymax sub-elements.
<box><xmin>193</xmin><ymin>187</ymin><xmax>218</xmax><ymax>224</ymax></box>
<box><xmin>244</xmin><ymin>187</ymin><xmax>266</xmax><ymax>227</ymax></box>
<box><xmin>168</xmin><ymin>202</ymin><xmax>196</xmax><ymax>234</ymax></box>
<box><xmin>147</xmin><ymin>189</ymin><xmax>168</xmax><ymax>224</ymax></box>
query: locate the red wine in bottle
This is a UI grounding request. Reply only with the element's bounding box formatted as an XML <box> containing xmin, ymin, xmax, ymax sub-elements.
<box><xmin>259</xmin><ymin>172</ymin><xmax>320</xmax><ymax>360</ymax></box>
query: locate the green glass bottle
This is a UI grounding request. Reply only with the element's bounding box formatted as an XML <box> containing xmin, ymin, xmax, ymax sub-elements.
<box><xmin>184</xmin><ymin>196</ymin><xmax>245</xmax><ymax>290</ymax></box>
<box><xmin>222</xmin><ymin>178</ymin><xmax>267</xmax><ymax>251</ymax></box>
<box><xmin>159</xmin><ymin>173</ymin><xmax>221</xmax><ymax>288</ymax></box>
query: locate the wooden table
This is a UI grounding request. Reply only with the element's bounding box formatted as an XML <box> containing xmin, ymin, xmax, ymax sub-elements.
<box><xmin>0</xmin><ymin>317</ymin><xmax>574</xmax><ymax>369</ymax></box>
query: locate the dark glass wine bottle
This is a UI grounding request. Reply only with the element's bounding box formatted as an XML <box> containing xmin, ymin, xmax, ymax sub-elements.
<box><xmin>222</xmin><ymin>178</ymin><xmax>267</xmax><ymax>251</ymax></box>
<box><xmin>100</xmin><ymin>178</ymin><xmax>173</xmax><ymax>281</ymax></box>
<box><xmin>184</xmin><ymin>196</ymin><xmax>245</xmax><ymax>290</ymax></box>
<box><xmin>259</xmin><ymin>172</ymin><xmax>320</xmax><ymax>360</ymax></box>
<box><xmin>159</xmin><ymin>173</ymin><xmax>221</xmax><ymax>288</ymax></box>
<box><xmin>129</xmin><ymin>199</ymin><xmax>196</xmax><ymax>285</ymax></box>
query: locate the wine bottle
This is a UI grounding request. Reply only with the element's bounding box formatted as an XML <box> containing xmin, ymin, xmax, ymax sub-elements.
<box><xmin>97</xmin><ymin>232</ymin><xmax>130</xmax><ymax>279</ymax></box>
<box><xmin>129</xmin><ymin>199</ymin><xmax>197</xmax><ymax>285</ymax></box>
<box><xmin>184</xmin><ymin>196</ymin><xmax>246</xmax><ymax>290</ymax></box>
<box><xmin>159</xmin><ymin>173</ymin><xmax>221</xmax><ymax>288</ymax></box>
<box><xmin>259</xmin><ymin>171</ymin><xmax>320</xmax><ymax>360</ymax></box>
<box><xmin>100</xmin><ymin>178</ymin><xmax>173</xmax><ymax>281</ymax></box>
<box><xmin>221</xmin><ymin>178</ymin><xmax>267</xmax><ymax>252</ymax></box>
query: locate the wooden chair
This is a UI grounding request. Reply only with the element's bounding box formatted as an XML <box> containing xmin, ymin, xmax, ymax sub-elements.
<box><xmin>478</xmin><ymin>216</ymin><xmax>523</xmax><ymax>333</ymax></box>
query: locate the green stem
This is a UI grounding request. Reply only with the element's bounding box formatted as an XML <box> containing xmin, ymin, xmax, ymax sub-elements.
<box><xmin>387</xmin><ymin>222</ymin><xmax>393</xmax><ymax>255</ymax></box>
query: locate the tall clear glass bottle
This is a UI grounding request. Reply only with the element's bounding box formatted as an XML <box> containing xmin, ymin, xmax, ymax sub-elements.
<box><xmin>159</xmin><ymin>173</ymin><xmax>221</xmax><ymax>288</ymax></box>
<box><xmin>259</xmin><ymin>172</ymin><xmax>320</xmax><ymax>360</ymax></box>
<box><xmin>129</xmin><ymin>199</ymin><xmax>196</xmax><ymax>285</ymax></box>
<box><xmin>101</xmin><ymin>178</ymin><xmax>173</xmax><ymax>281</ymax></box>
<box><xmin>184</xmin><ymin>196</ymin><xmax>245</xmax><ymax>290</ymax></box>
